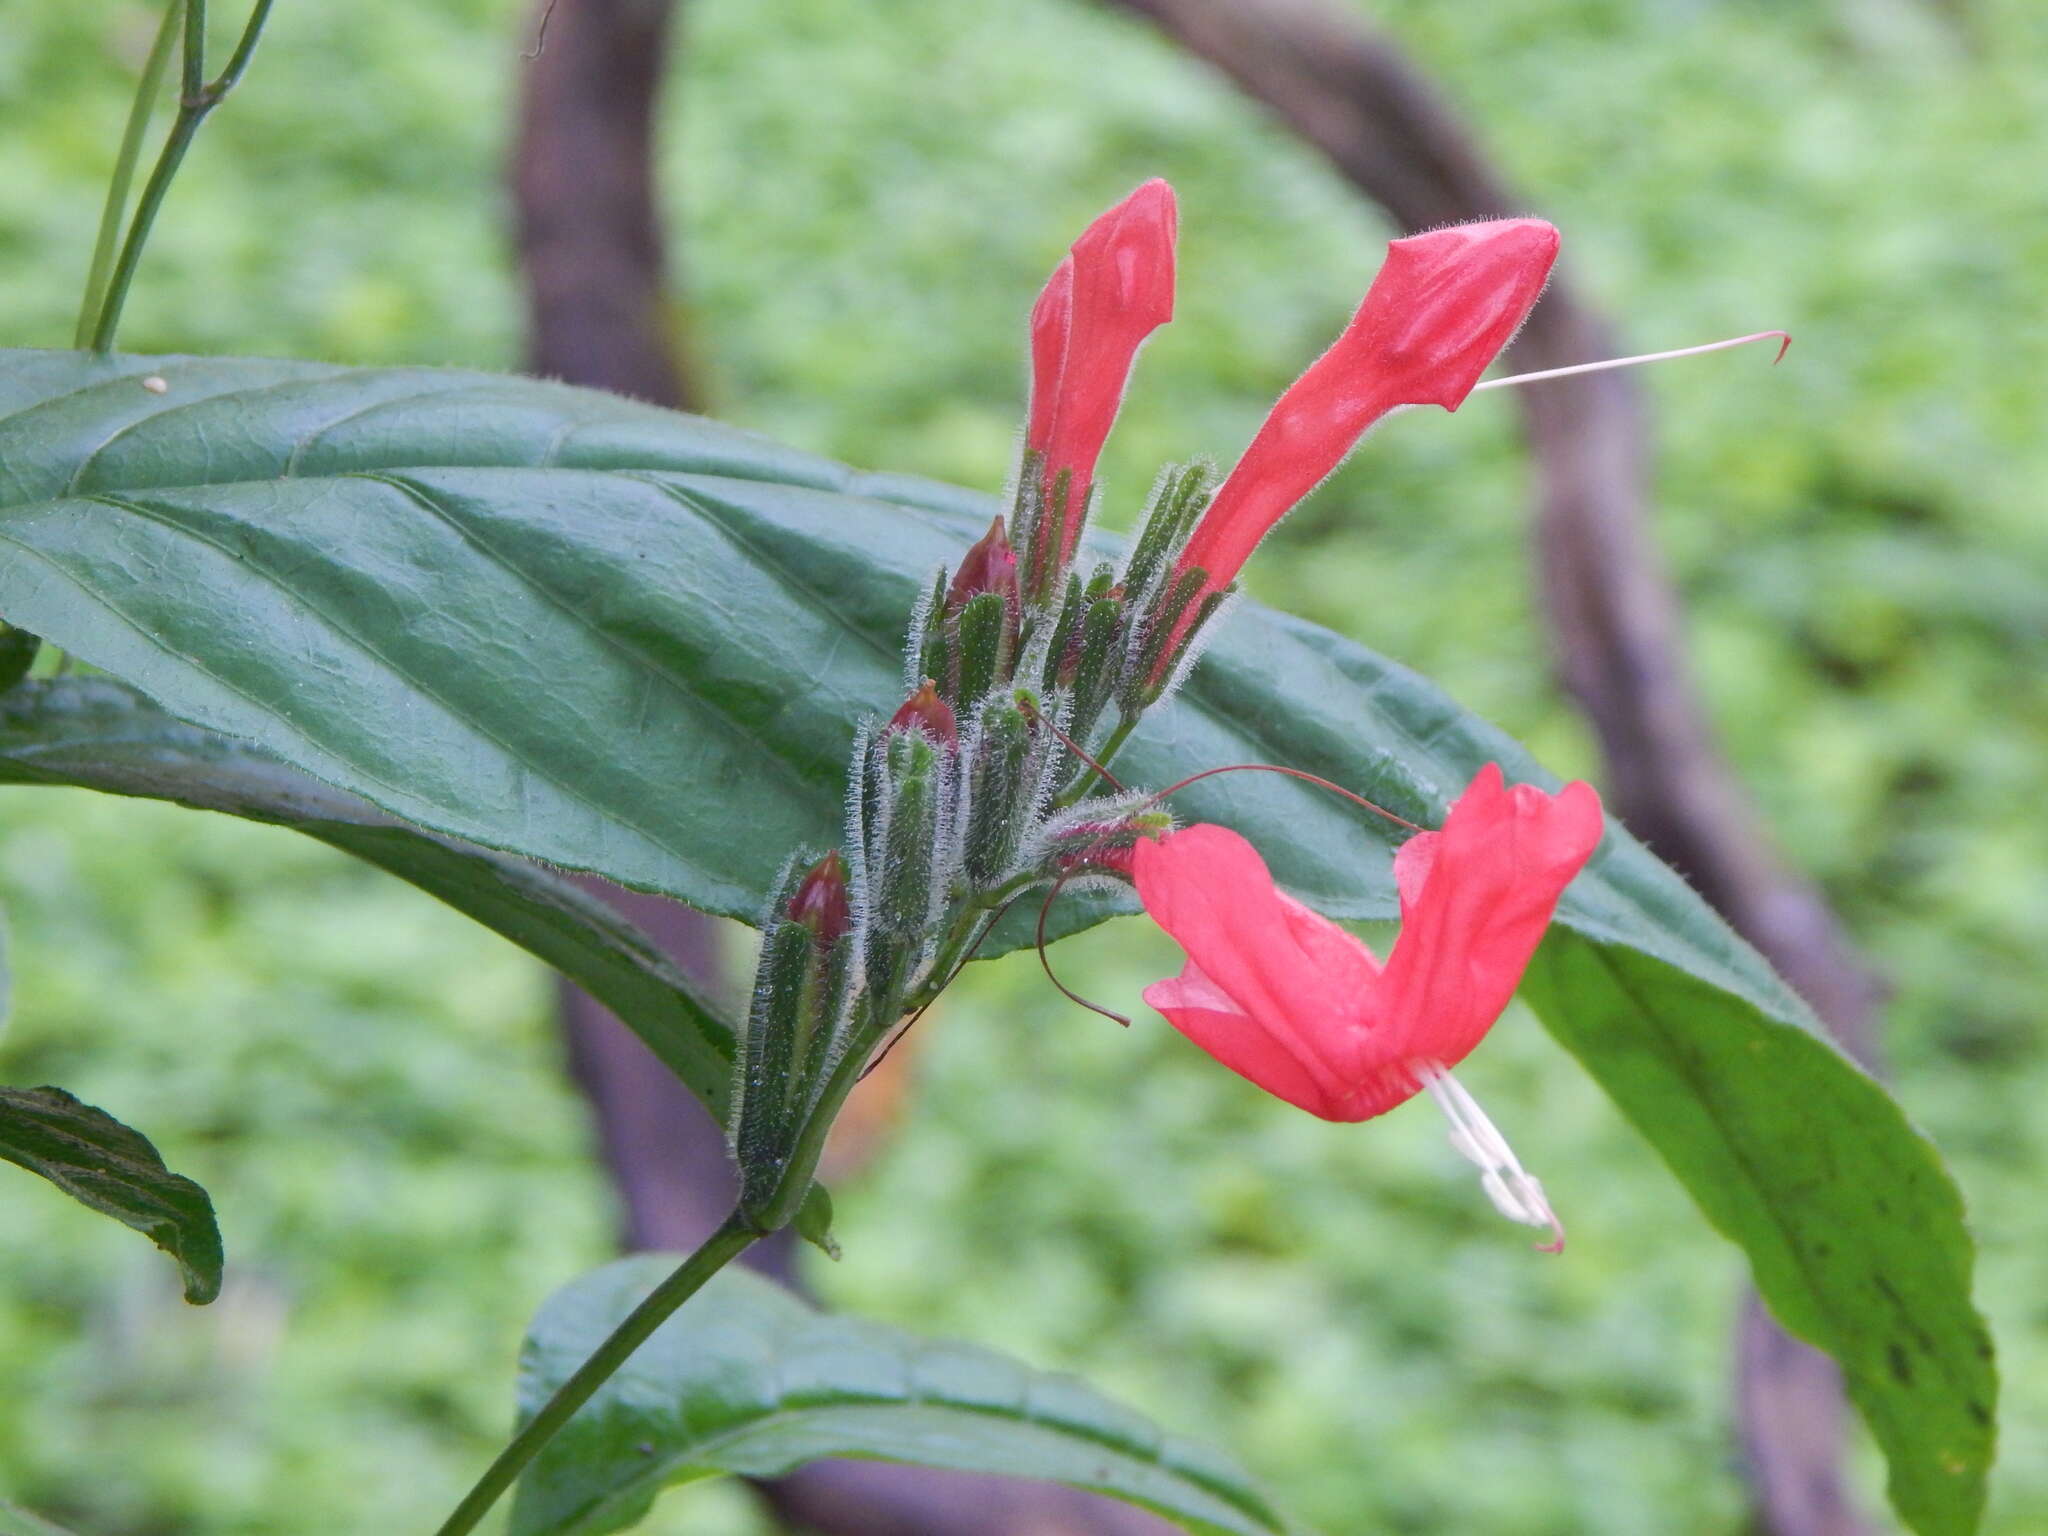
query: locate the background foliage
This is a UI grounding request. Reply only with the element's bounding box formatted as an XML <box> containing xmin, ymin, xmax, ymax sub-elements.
<box><xmin>0</xmin><ymin>0</ymin><xmax>2043</xmax><ymax>1532</ymax></box>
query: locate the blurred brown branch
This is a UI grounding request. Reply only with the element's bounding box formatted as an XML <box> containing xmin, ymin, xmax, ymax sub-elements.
<box><xmin>1103</xmin><ymin>2</ymin><xmax>1880</xmax><ymax>1533</ymax></box>
<box><xmin>514</xmin><ymin>0</ymin><xmax>694</xmax><ymax>407</ymax></box>
<box><xmin>511</xmin><ymin>2</ymin><xmax>1170</xmax><ymax>1530</ymax></box>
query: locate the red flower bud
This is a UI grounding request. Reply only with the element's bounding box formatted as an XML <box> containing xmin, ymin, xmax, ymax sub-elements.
<box><xmin>1176</xmin><ymin>218</ymin><xmax>1559</xmax><ymax>592</ymax></box>
<box><xmin>785</xmin><ymin>850</ymin><xmax>851</xmax><ymax>946</ymax></box>
<box><xmin>1026</xmin><ymin>180</ymin><xmax>1178</xmax><ymax>566</ymax></box>
<box><xmin>945</xmin><ymin>518</ymin><xmax>1020</xmax><ymax>614</ymax></box>
<box><xmin>887</xmin><ymin>680</ymin><xmax>958</xmax><ymax>747</ymax></box>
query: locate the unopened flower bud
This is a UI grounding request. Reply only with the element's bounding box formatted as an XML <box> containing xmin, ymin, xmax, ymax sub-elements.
<box><xmin>962</xmin><ymin>693</ymin><xmax>1052</xmax><ymax>889</ymax></box>
<box><xmin>785</xmin><ymin>851</ymin><xmax>851</xmax><ymax>947</ymax></box>
<box><xmin>945</xmin><ymin>518</ymin><xmax>1020</xmax><ymax>615</ymax></box>
<box><xmin>1044</xmin><ymin>807</ymin><xmax>1174</xmax><ymax>876</ymax></box>
<box><xmin>1067</xmin><ymin>593</ymin><xmax>1127</xmax><ymax>743</ymax></box>
<box><xmin>887</xmin><ymin>680</ymin><xmax>958</xmax><ymax>747</ymax></box>
<box><xmin>733</xmin><ymin>851</ymin><xmax>859</xmax><ymax>1222</ymax></box>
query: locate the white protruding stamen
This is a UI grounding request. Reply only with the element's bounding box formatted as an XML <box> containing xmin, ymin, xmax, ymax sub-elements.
<box><xmin>1416</xmin><ymin>1062</ymin><xmax>1564</xmax><ymax>1253</ymax></box>
<box><xmin>1471</xmin><ymin>330</ymin><xmax>1791</xmax><ymax>394</ymax></box>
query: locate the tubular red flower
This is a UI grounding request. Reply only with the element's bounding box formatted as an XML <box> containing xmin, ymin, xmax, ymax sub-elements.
<box><xmin>1025</xmin><ymin>180</ymin><xmax>1178</xmax><ymax>563</ymax></box>
<box><xmin>1175</xmin><ymin>218</ymin><xmax>1559</xmax><ymax>593</ymax></box>
<box><xmin>1026</xmin><ymin>259</ymin><xmax>1074</xmax><ymax>467</ymax></box>
<box><xmin>1131</xmin><ymin>763</ymin><xmax>1601</xmax><ymax>1122</ymax></box>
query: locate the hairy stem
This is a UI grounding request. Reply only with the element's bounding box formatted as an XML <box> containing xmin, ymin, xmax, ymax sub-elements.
<box><xmin>1053</xmin><ymin>713</ymin><xmax>1138</xmax><ymax>808</ymax></box>
<box><xmin>431</xmin><ymin>1211</ymin><xmax>760</xmax><ymax>1536</ymax></box>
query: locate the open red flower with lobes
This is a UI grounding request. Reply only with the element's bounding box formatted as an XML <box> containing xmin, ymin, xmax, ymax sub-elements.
<box><xmin>1132</xmin><ymin>764</ymin><xmax>1602</xmax><ymax>1246</ymax></box>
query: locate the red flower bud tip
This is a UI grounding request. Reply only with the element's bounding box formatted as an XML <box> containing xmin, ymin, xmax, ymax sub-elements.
<box><xmin>1132</xmin><ymin>763</ymin><xmax>1599</xmax><ymax>1244</ymax></box>
<box><xmin>945</xmin><ymin>517</ymin><xmax>1020</xmax><ymax>613</ymax></box>
<box><xmin>887</xmin><ymin>680</ymin><xmax>958</xmax><ymax>746</ymax></box>
<box><xmin>786</xmin><ymin>850</ymin><xmax>851</xmax><ymax>946</ymax></box>
<box><xmin>1177</xmin><ymin>218</ymin><xmax>1559</xmax><ymax>592</ymax></box>
<box><xmin>1026</xmin><ymin>179</ymin><xmax>1178</xmax><ymax>560</ymax></box>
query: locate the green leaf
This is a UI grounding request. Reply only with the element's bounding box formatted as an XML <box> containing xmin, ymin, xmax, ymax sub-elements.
<box><xmin>1523</xmin><ymin>946</ymin><xmax>1992</xmax><ymax>1536</ymax></box>
<box><xmin>0</xmin><ymin>1084</ymin><xmax>221</xmax><ymax>1303</ymax></box>
<box><xmin>0</xmin><ymin>1502</ymin><xmax>78</xmax><ymax>1536</ymax></box>
<box><xmin>0</xmin><ymin>678</ymin><xmax>736</xmax><ymax>1120</ymax></box>
<box><xmin>0</xmin><ymin>351</ymin><xmax>1993</xmax><ymax>1534</ymax></box>
<box><xmin>511</xmin><ymin>1259</ymin><xmax>1295</xmax><ymax>1536</ymax></box>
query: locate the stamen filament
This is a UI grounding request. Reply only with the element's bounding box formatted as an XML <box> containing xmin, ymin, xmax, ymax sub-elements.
<box><xmin>1415</xmin><ymin>1062</ymin><xmax>1564</xmax><ymax>1253</ymax></box>
<box><xmin>1036</xmin><ymin>871</ymin><xmax>1133</xmax><ymax>1028</ymax></box>
<box><xmin>1146</xmin><ymin>762</ymin><xmax>1424</xmax><ymax>833</ymax></box>
<box><xmin>1472</xmin><ymin>330</ymin><xmax>1790</xmax><ymax>394</ymax></box>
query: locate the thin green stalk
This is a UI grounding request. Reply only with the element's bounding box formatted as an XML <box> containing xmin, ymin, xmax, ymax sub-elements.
<box><xmin>431</xmin><ymin>1212</ymin><xmax>760</xmax><ymax>1536</ymax></box>
<box><xmin>88</xmin><ymin>111</ymin><xmax>204</xmax><ymax>354</ymax></box>
<box><xmin>75</xmin><ymin>0</ymin><xmax>184</xmax><ymax>348</ymax></box>
<box><xmin>180</xmin><ymin>0</ymin><xmax>208</xmax><ymax>97</ymax></box>
<box><xmin>909</xmin><ymin>912</ymin><xmax>989</xmax><ymax>1009</ymax></box>
<box><xmin>211</xmin><ymin>0</ymin><xmax>277</xmax><ymax>95</ymax></box>
<box><xmin>86</xmin><ymin>0</ymin><xmax>279</xmax><ymax>353</ymax></box>
<box><xmin>1053</xmin><ymin>713</ymin><xmax>1138</xmax><ymax>808</ymax></box>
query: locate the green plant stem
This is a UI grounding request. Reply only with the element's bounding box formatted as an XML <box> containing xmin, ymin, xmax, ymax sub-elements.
<box><xmin>905</xmin><ymin>870</ymin><xmax>1047</xmax><ymax>1014</ymax></box>
<box><xmin>1053</xmin><ymin>713</ymin><xmax>1138</xmax><ymax>808</ymax></box>
<box><xmin>85</xmin><ymin>0</ymin><xmax>278</xmax><ymax>354</ymax></box>
<box><xmin>210</xmin><ymin>0</ymin><xmax>278</xmax><ymax>95</ymax></box>
<box><xmin>752</xmin><ymin>1043</ymin><xmax>872</xmax><ymax>1232</ymax></box>
<box><xmin>430</xmin><ymin>1211</ymin><xmax>760</xmax><ymax>1536</ymax></box>
<box><xmin>911</xmin><ymin>914</ymin><xmax>989</xmax><ymax>1008</ymax></box>
<box><xmin>75</xmin><ymin>0</ymin><xmax>184</xmax><ymax>349</ymax></box>
<box><xmin>180</xmin><ymin>0</ymin><xmax>208</xmax><ymax>96</ymax></box>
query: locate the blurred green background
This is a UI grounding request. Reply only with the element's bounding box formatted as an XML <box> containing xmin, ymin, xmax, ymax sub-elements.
<box><xmin>3</xmin><ymin>0</ymin><xmax>2045</xmax><ymax>1531</ymax></box>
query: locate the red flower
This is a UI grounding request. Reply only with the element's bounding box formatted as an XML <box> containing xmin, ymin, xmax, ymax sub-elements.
<box><xmin>1175</xmin><ymin>219</ymin><xmax>1559</xmax><ymax>594</ymax></box>
<box><xmin>1132</xmin><ymin>764</ymin><xmax>1601</xmax><ymax>1243</ymax></box>
<box><xmin>1026</xmin><ymin>180</ymin><xmax>1178</xmax><ymax>566</ymax></box>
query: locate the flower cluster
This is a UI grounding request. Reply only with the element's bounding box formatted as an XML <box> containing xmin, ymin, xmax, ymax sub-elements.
<box><xmin>729</xmin><ymin>179</ymin><xmax>1601</xmax><ymax>1246</ymax></box>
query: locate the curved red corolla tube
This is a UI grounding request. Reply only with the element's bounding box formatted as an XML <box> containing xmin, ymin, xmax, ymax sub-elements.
<box><xmin>1175</xmin><ymin>218</ymin><xmax>1560</xmax><ymax>595</ymax></box>
<box><xmin>1025</xmin><ymin>179</ymin><xmax>1178</xmax><ymax>566</ymax></box>
<box><xmin>1132</xmin><ymin>763</ymin><xmax>1602</xmax><ymax>1122</ymax></box>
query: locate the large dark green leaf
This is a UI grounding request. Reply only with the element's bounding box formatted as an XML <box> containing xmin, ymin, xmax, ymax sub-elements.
<box><xmin>0</xmin><ymin>1083</ymin><xmax>221</xmax><ymax>1303</ymax></box>
<box><xmin>0</xmin><ymin>679</ymin><xmax>736</xmax><ymax>1117</ymax></box>
<box><xmin>512</xmin><ymin>1258</ymin><xmax>1295</xmax><ymax>1536</ymax></box>
<box><xmin>0</xmin><ymin>351</ymin><xmax>1993</xmax><ymax>1534</ymax></box>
